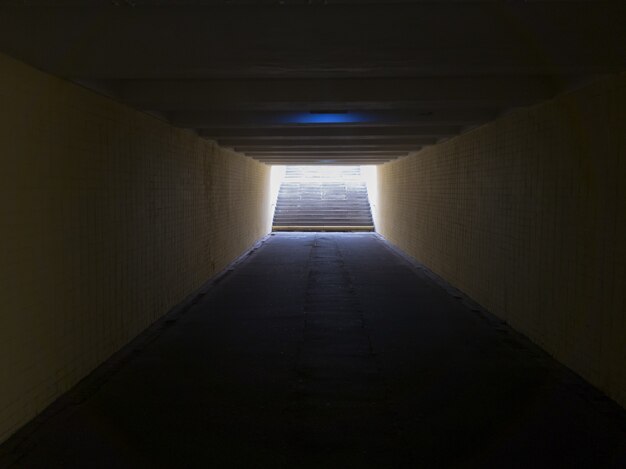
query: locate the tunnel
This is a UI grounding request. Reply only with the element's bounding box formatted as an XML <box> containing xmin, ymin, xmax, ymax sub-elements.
<box><xmin>0</xmin><ymin>2</ymin><xmax>625</xmax><ymax>467</ymax></box>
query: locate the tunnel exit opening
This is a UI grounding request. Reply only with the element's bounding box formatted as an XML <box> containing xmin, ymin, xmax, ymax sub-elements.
<box><xmin>271</xmin><ymin>165</ymin><xmax>376</xmax><ymax>232</ymax></box>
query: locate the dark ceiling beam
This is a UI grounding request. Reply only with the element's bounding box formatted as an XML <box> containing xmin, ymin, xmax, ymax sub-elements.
<box><xmin>0</xmin><ymin>4</ymin><xmax>623</xmax><ymax>78</ymax></box>
<box><xmin>198</xmin><ymin>125</ymin><xmax>460</xmax><ymax>139</ymax></box>
<box><xmin>236</xmin><ymin>147</ymin><xmax>421</xmax><ymax>154</ymax></box>
<box><xmin>119</xmin><ymin>77</ymin><xmax>558</xmax><ymax>111</ymax></box>
<box><xmin>244</xmin><ymin>150</ymin><xmax>411</xmax><ymax>157</ymax></box>
<box><xmin>220</xmin><ymin>137</ymin><xmax>436</xmax><ymax>147</ymax></box>
<box><xmin>259</xmin><ymin>160</ymin><xmax>393</xmax><ymax>165</ymax></box>
<box><xmin>173</xmin><ymin>109</ymin><xmax>498</xmax><ymax>128</ymax></box>
<box><xmin>0</xmin><ymin>1</ymin><xmax>497</xmax><ymax>4</ymax></box>
<box><xmin>254</xmin><ymin>162</ymin><xmax>395</xmax><ymax>166</ymax></box>
<box><xmin>253</xmin><ymin>158</ymin><xmax>395</xmax><ymax>162</ymax></box>
<box><xmin>252</xmin><ymin>157</ymin><xmax>395</xmax><ymax>162</ymax></box>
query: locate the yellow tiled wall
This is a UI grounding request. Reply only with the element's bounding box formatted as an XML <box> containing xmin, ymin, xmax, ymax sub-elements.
<box><xmin>377</xmin><ymin>74</ymin><xmax>626</xmax><ymax>409</ymax></box>
<box><xmin>0</xmin><ymin>53</ymin><xmax>271</xmax><ymax>443</ymax></box>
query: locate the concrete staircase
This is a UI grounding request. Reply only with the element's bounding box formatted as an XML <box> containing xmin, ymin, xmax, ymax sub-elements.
<box><xmin>272</xmin><ymin>166</ymin><xmax>374</xmax><ymax>231</ymax></box>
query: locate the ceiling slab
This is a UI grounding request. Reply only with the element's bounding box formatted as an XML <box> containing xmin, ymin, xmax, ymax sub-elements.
<box><xmin>0</xmin><ymin>4</ymin><xmax>623</xmax><ymax>78</ymax></box>
<box><xmin>0</xmin><ymin>2</ymin><xmax>623</xmax><ymax>164</ymax></box>
<box><xmin>118</xmin><ymin>77</ymin><xmax>559</xmax><ymax>111</ymax></box>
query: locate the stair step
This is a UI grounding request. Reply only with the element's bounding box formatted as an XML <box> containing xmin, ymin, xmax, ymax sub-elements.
<box><xmin>272</xmin><ymin>166</ymin><xmax>373</xmax><ymax>227</ymax></box>
<box><xmin>275</xmin><ymin>218</ymin><xmax>373</xmax><ymax>221</ymax></box>
<box><xmin>274</xmin><ymin>223</ymin><xmax>373</xmax><ymax>227</ymax></box>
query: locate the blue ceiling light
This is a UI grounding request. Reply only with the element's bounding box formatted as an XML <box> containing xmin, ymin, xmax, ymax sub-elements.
<box><xmin>299</xmin><ymin>113</ymin><xmax>359</xmax><ymax>124</ymax></box>
<box><xmin>270</xmin><ymin>111</ymin><xmax>375</xmax><ymax>125</ymax></box>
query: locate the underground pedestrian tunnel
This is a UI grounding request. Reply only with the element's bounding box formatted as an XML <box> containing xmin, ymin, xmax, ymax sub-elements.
<box><xmin>0</xmin><ymin>2</ymin><xmax>625</xmax><ymax>467</ymax></box>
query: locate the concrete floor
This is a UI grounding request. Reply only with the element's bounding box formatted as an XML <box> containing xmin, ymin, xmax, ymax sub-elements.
<box><xmin>2</xmin><ymin>233</ymin><xmax>626</xmax><ymax>468</ymax></box>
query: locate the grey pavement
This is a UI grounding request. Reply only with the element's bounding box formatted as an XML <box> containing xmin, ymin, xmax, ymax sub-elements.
<box><xmin>2</xmin><ymin>233</ymin><xmax>625</xmax><ymax>468</ymax></box>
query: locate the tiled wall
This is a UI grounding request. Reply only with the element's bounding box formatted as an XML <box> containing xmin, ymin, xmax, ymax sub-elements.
<box><xmin>0</xmin><ymin>52</ymin><xmax>271</xmax><ymax>443</ymax></box>
<box><xmin>377</xmin><ymin>74</ymin><xmax>626</xmax><ymax>409</ymax></box>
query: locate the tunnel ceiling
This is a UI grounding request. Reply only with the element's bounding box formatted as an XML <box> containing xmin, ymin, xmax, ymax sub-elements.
<box><xmin>0</xmin><ymin>1</ymin><xmax>625</xmax><ymax>165</ymax></box>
